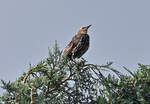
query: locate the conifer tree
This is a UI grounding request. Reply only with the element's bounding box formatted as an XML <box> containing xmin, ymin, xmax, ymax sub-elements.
<box><xmin>0</xmin><ymin>43</ymin><xmax>150</xmax><ymax>104</ymax></box>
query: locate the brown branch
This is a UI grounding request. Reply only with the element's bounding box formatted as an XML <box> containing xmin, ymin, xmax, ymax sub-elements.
<box><xmin>23</xmin><ymin>64</ymin><xmax>33</xmax><ymax>83</ymax></box>
<box><xmin>14</xmin><ymin>88</ymin><xmax>24</xmax><ymax>103</ymax></box>
<box><xmin>30</xmin><ymin>86</ymin><xmax>35</xmax><ymax>104</ymax></box>
<box><xmin>45</xmin><ymin>81</ymin><xmax>50</xmax><ymax>95</ymax></box>
<box><xmin>45</xmin><ymin>65</ymin><xmax>90</xmax><ymax>95</ymax></box>
<box><xmin>23</xmin><ymin>73</ymin><xmax>29</xmax><ymax>83</ymax></box>
<box><xmin>45</xmin><ymin>72</ymin><xmax>74</xmax><ymax>95</ymax></box>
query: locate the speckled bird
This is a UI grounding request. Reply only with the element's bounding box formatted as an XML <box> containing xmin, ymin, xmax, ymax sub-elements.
<box><xmin>64</xmin><ymin>25</ymin><xmax>91</xmax><ymax>62</ymax></box>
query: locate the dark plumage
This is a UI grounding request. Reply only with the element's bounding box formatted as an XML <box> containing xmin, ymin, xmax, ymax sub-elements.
<box><xmin>64</xmin><ymin>25</ymin><xmax>91</xmax><ymax>62</ymax></box>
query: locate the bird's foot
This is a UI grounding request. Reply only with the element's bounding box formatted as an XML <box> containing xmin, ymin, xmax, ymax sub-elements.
<box><xmin>72</xmin><ymin>59</ymin><xmax>77</xmax><ymax>64</ymax></box>
<box><xmin>71</xmin><ymin>56</ymin><xmax>78</xmax><ymax>64</ymax></box>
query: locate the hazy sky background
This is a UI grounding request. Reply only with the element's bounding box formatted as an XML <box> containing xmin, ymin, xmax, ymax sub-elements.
<box><xmin>0</xmin><ymin>0</ymin><xmax>150</xmax><ymax>94</ymax></box>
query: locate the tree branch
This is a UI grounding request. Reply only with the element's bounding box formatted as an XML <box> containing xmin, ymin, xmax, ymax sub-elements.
<box><xmin>30</xmin><ymin>86</ymin><xmax>35</xmax><ymax>104</ymax></box>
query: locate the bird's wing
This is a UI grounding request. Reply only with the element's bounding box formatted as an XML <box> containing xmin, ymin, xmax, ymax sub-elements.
<box><xmin>64</xmin><ymin>41</ymin><xmax>74</xmax><ymax>56</ymax></box>
<box><xmin>72</xmin><ymin>34</ymin><xmax>89</xmax><ymax>58</ymax></box>
<box><xmin>64</xmin><ymin>35</ymin><xmax>80</xmax><ymax>56</ymax></box>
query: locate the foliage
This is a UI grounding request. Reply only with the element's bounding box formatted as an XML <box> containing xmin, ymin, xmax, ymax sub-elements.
<box><xmin>0</xmin><ymin>43</ymin><xmax>150</xmax><ymax>104</ymax></box>
<box><xmin>93</xmin><ymin>64</ymin><xmax>150</xmax><ymax>104</ymax></box>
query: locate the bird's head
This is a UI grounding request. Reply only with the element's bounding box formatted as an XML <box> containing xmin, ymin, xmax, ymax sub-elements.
<box><xmin>77</xmin><ymin>24</ymin><xmax>92</xmax><ymax>35</ymax></box>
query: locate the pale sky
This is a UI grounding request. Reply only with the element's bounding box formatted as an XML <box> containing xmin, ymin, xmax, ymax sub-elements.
<box><xmin>0</xmin><ymin>0</ymin><xmax>150</xmax><ymax>94</ymax></box>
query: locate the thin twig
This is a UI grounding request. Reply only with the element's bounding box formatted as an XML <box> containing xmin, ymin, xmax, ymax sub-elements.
<box><xmin>14</xmin><ymin>88</ymin><xmax>24</xmax><ymax>104</ymax></box>
<box><xmin>45</xmin><ymin>81</ymin><xmax>50</xmax><ymax>95</ymax></box>
<box><xmin>45</xmin><ymin>65</ymin><xmax>90</xmax><ymax>95</ymax></box>
<box><xmin>45</xmin><ymin>72</ymin><xmax>73</xmax><ymax>94</ymax></box>
<box><xmin>30</xmin><ymin>86</ymin><xmax>35</xmax><ymax>104</ymax></box>
<box><xmin>23</xmin><ymin>64</ymin><xmax>32</xmax><ymax>83</ymax></box>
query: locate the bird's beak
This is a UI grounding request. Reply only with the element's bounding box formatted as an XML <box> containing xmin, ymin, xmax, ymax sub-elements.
<box><xmin>87</xmin><ymin>24</ymin><xmax>92</xmax><ymax>29</ymax></box>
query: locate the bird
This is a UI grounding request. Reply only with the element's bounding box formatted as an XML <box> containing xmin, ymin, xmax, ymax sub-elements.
<box><xmin>64</xmin><ymin>24</ymin><xmax>91</xmax><ymax>62</ymax></box>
